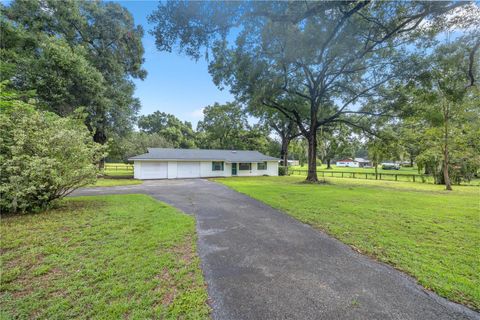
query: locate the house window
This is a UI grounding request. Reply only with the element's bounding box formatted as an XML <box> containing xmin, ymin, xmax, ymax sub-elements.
<box><xmin>257</xmin><ymin>161</ymin><xmax>268</xmax><ymax>170</ymax></box>
<box><xmin>212</xmin><ymin>161</ymin><xmax>224</xmax><ymax>171</ymax></box>
<box><xmin>239</xmin><ymin>163</ymin><xmax>251</xmax><ymax>170</ymax></box>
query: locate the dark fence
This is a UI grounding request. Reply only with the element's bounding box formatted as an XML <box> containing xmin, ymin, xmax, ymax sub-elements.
<box><xmin>104</xmin><ymin>165</ymin><xmax>134</xmax><ymax>171</ymax></box>
<box><xmin>289</xmin><ymin>169</ymin><xmax>432</xmax><ymax>183</ymax></box>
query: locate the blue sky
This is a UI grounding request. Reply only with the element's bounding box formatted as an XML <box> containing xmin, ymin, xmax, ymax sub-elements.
<box><xmin>116</xmin><ymin>1</ymin><xmax>234</xmax><ymax>125</ymax></box>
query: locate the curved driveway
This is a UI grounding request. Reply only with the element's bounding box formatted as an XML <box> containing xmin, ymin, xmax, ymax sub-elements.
<box><xmin>72</xmin><ymin>179</ymin><xmax>479</xmax><ymax>320</ymax></box>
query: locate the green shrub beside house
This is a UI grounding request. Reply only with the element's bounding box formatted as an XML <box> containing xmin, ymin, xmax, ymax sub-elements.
<box><xmin>0</xmin><ymin>85</ymin><xmax>105</xmax><ymax>213</ymax></box>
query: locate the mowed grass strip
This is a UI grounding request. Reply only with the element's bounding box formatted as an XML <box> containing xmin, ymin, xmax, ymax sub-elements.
<box><xmin>0</xmin><ymin>195</ymin><xmax>210</xmax><ymax>319</ymax></box>
<box><xmin>214</xmin><ymin>176</ymin><xmax>480</xmax><ymax>310</ymax></box>
<box><xmin>86</xmin><ymin>178</ymin><xmax>142</xmax><ymax>187</ymax></box>
<box><xmin>290</xmin><ymin>164</ymin><xmax>422</xmax><ymax>175</ymax></box>
<box><xmin>289</xmin><ymin>165</ymin><xmax>480</xmax><ymax>186</ymax></box>
<box><xmin>103</xmin><ymin>163</ymin><xmax>134</xmax><ymax>177</ymax></box>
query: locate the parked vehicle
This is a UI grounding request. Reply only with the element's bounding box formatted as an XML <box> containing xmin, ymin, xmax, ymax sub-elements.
<box><xmin>381</xmin><ymin>163</ymin><xmax>400</xmax><ymax>170</ymax></box>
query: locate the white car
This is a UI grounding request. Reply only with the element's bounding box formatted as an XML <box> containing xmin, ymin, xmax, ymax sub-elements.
<box><xmin>381</xmin><ymin>163</ymin><xmax>400</xmax><ymax>170</ymax></box>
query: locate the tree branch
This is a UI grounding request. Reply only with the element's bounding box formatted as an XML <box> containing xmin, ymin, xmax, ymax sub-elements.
<box><xmin>330</xmin><ymin>118</ymin><xmax>379</xmax><ymax>137</ymax></box>
<box><xmin>467</xmin><ymin>39</ymin><xmax>480</xmax><ymax>87</ymax></box>
<box><xmin>262</xmin><ymin>99</ymin><xmax>309</xmax><ymax>136</ymax></box>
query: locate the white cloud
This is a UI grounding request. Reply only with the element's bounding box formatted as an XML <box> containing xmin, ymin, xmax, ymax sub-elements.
<box><xmin>417</xmin><ymin>4</ymin><xmax>480</xmax><ymax>33</ymax></box>
<box><xmin>188</xmin><ymin>108</ymin><xmax>205</xmax><ymax>118</ymax></box>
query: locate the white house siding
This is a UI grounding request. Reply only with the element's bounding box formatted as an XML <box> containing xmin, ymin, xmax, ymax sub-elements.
<box><xmin>167</xmin><ymin>161</ymin><xmax>177</xmax><ymax>178</ymax></box>
<box><xmin>134</xmin><ymin>160</ymin><xmax>278</xmax><ymax>179</ymax></box>
<box><xmin>199</xmin><ymin>161</ymin><xmax>229</xmax><ymax>178</ymax></box>
<box><xmin>224</xmin><ymin>162</ymin><xmax>232</xmax><ymax>177</ymax></box>
<box><xmin>135</xmin><ymin>161</ymin><xmax>168</xmax><ymax>179</ymax></box>
<box><xmin>267</xmin><ymin>161</ymin><xmax>279</xmax><ymax>176</ymax></box>
<box><xmin>177</xmin><ymin>162</ymin><xmax>201</xmax><ymax>178</ymax></box>
<box><xmin>133</xmin><ymin>161</ymin><xmax>142</xmax><ymax>178</ymax></box>
<box><xmin>235</xmin><ymin>161</ymin><xmax>278</xmax><ymax>177</ymax></box>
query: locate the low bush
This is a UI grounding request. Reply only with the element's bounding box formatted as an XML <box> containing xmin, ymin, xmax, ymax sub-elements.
<box><xmin>278</xmin><ymin>166</ymin><xmax>287</xmax><ymax>176</ymax></box>
<box><xmin>0</xmin><ymin>86</ymin><xmax>105</xmax><ymax>213</ymax></box>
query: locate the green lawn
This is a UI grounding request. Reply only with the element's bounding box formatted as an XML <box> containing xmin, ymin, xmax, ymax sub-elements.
<box><xmin>104</xmin><ymin>163</ymin><xmax>133</xmax><ymax>170</ymax></box>
<box><xmin>87</xmin><ymin>178</ymin><xmax>142</xmax><ymax>187</ymax></box>
<box><xmin>290</xmin><ymin>164</ymin><xmax>422</xmax><ymax>175</ymax></box>
<box><xmin>0</xmin><ymin>195</ymin><xmax>210</xmax><ymax>319</ymax></box>
<box><xmin>214</xmin><ymin>176</ymin><xmax>480</xmax><ymax>310</ymax></box>
<box><xmin>289</xmin><ymin>164</ymin><xmax>480</xmax><ymax>185</ymax></box>
<box><xmin>102</xmin><ymin>163</ymin><xmax>134</xmax><ymax>177</ymax></box>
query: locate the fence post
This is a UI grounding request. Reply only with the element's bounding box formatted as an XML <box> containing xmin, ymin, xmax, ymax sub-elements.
<box><xmin>413</xmin><ymin>175</ymin><xmax>415</xmax><ymax>182</ymax></box>
<box><xmin>380</xmin><ymin>173</ymin><xmax>382</xmax><ymax>180</ymax></box>
<box><xmin>341</xmin><ymin>172</ymin><xmax>344</xmax><ymax>178</ymax></box>
<box><xmin>395</xmin><ymin>174</ymin><xmax>398</xmax><ymax>181</ymax></box>
<box><xmin>365</xmin><ymin>173</ymin><xmax>368</xmax><ymax>179</ymax></box>
<box><xmin>353</xmin><ymin>172</ymin><xmax>356</xmax><ymax>179</ymax></box>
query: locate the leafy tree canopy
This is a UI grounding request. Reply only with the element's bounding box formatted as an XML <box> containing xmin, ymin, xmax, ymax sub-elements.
<box><xmin>150</xmin><ymin>0</ymin><xmax>474</xmax><ymax>181</ymax></box>
<box><xmin>108</xmin><ymin>131</ymin><xmax>173</xmax><ymax>163</ymax></box>
<box><xmin>1</xmin><ymin>0</ymin><xmax>146</xmax><ymax>144</ymax></box>
<box><xmin>317</xmin><ymin>125</ymin><xmax>358</xmax><ymax>169</ymax></box>
<box><xmin>399</xmin><ymin>37</ymin><xmax>480</xmax><ymax>187</ymax></box>
<box><xmin>138</xmin><ymin>111</ymin><xmax>196</xmax><ymax>148</ymax></box>
<box><xmin>197</xmin><ymin>102</ymin><xmax>273</xmax><ymax>154</ymax></box>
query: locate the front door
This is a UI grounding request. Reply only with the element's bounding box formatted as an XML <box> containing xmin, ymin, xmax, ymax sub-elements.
<box><xmin>231</xmin><ymin>163</ymin><xmax>237</xmax><ymax>176</ymax></box>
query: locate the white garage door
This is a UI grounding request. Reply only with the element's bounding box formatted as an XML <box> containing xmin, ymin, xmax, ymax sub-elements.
<box><xmin>177</xmin><ymin>162</ymin><xmax>201</xmax><ymax>178</ymax></box>
<box><xmin>140</xmin><ymin>162</ymin><xmax>167</xmax><ymax>179</ymax></box>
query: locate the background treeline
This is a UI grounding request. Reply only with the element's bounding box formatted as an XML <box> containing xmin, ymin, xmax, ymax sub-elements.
<box><xmin>108</xmin><ymin>102</ymin><xmax>280</xmax><ymax>163</ymax></box>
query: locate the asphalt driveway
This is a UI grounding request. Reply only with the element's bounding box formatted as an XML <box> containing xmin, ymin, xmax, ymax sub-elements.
<box><xmin>71</xmin><ymin>179</ymin><xmax>479</xmax><ymax>320</ymax></box>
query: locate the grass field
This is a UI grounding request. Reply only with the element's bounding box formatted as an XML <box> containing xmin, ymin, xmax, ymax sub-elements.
<box><xmin>0</xmin><ymin>195</ymin><xmax>210</xmax><ymax>319</ymax></box>
<box><xmin>86</xmin><ymin>178</ymin><xmax>142</xmax><ymax>187</ymax></box>
<box><xmin>289</xmin><ymin>164</ymin><xmax>480</xmax><ymax>185</ymax></box>
<box><xmin>291</xmin><ymin>164</ymin><xmax>422</xmax><ymax>175</ymax></box>
<box><xmin>102</xmin><ymin>163</ymin><xmax>134</xmax><ymax>177</ymax></box>
<box><xmin>214</xmin><ymin>176</ymin><xmax>480</xmax><ymax>310</ymax></box>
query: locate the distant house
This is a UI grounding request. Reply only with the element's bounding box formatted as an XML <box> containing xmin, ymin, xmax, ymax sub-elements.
<box><xmin>336</xmin><ymin>158</ymin><xmax>372</xmax><ymax>168</ymax></box>
<box><xmin>129</xmin><ymin>148</ymin><xmax>279</xmax><ymax>179</ymax></box>
<box><xmin>279</xmin><ymin>159</ymin><xmax>300</xmax><ymax>166</ymax></box>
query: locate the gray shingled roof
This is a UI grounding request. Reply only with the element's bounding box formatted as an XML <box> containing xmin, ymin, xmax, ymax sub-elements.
<box><xmin>129</xmin><ymin>148</ymin><xmax>279</xmax><ymax>162</ymax></box>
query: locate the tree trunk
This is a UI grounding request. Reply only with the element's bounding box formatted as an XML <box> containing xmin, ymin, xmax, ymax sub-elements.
<box><xmin>94</xmin><ymin>129</ymin><xmax>108</xmax><ymax>170</ymax></box>
<box><xmin>306</xmin><ymin>133</ymin><xmax>318</xmax><ymax>182</ymax></box>
<box><xmin>280</xmin><ymin>136</ymin><xmax>290</xmax><ymax>167</ymax></box>
<box><xmin>424</xmin><ymin>166</ymin><xmax>431</xmax><ymax>175</ymax></box>
<box><xmin>326</xmin><ymin>158</ymin><xmax>332</xmax><ymax>169</ymax></box>
<box><xmin>443</xmin><ymin>100</ymin><xmax>452</xmax><ymax>191</ymax></box>
<box><xmin>443</xmin><ymin>132</ymin><xmax>452</xmax><ymax>190</ymax></box>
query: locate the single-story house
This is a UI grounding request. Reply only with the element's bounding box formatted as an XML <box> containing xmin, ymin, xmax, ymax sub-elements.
<box><xmin>336</xmin><ymin>158</ymin><xmax>372</xmax><ymax>168</ymax></box>
<box><xmin>129</xmin><ymin>148</ymin><xmax>279</xmax><ymax>179</ymax></box>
